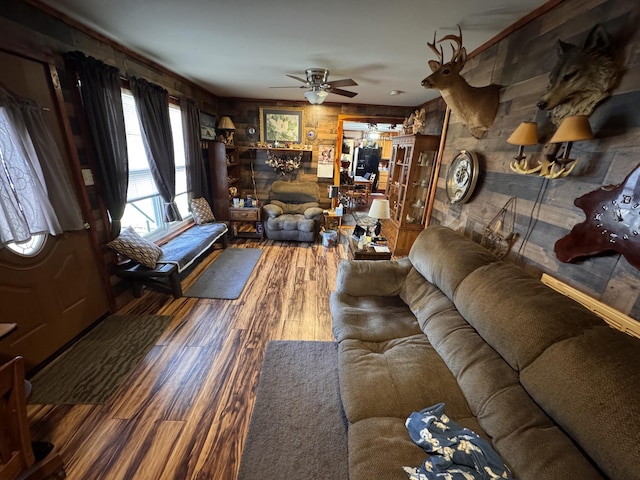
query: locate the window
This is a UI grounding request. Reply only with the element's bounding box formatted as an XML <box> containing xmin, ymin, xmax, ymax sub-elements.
<box><xmin>120</xmin><ymin>89</ymin><xmax>189</xmax><ymax>238</ymax></box>
<box><xmin>0</xmin><ymin>106</ymin><xmax>48</xmax><ymax>256</ymax></box>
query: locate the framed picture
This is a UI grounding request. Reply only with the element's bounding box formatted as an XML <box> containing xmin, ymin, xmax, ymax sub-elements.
<box><xmin>260</xmin><ymin>107</ymin><xmax>304</xmax><ymax>144</ymax></box>
<box><xmin>200</xmin><ymin>112</ymin><xmax>217</xmax><ymax>140</ymax></box>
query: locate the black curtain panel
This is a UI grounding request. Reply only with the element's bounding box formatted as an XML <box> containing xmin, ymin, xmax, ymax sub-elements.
<box><xmin>182</xmin><ymin>98</ymin><xmax>209</xmax><ymax>203</ymax></box>
<box><xmin>130</xmin><ymin>77</ymin><xmax>182</xmax><ymax>222</ymax></box>
<box><xmin>64</xmin><ymin>51</ymin><xmax>128</xmax><ymax>239</ymax></box>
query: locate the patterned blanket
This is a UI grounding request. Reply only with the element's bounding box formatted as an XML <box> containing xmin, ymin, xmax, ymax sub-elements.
<box><xmin>403</xmin><ymin>403</ymin><xmax>512</xmax><ymax>480</ymax></box>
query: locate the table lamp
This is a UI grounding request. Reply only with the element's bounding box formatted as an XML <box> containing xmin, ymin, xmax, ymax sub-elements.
<box><xmin>368</xmin><ymin>199</ymin><xmax>390</xmax><ymax>236</ymax></box>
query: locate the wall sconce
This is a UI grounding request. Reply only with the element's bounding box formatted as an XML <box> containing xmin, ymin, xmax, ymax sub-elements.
<box><xmin>508</xmin><ymin>116</ymin><xmax>594</xmax><ymax>179</ymax></box>
<box><xmin>546</xmin><ymin>115</ymin><xmax>594</xmax><ymax>178</ymax></box>
<box><xmin>217</xmin><ymin>116</ymin><xmax>236</xmax><ymax>145</ymax></box>
<box><xmin>507</xmin><ymin>122</ymin><xmax>538</xmax><ymax>173</ymax></box>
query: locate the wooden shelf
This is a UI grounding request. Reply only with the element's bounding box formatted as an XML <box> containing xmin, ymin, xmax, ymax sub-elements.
<box><xmin>248</xmin><ymin>147</ymin><xmax>312</xmax><ymax>152</ymax></box>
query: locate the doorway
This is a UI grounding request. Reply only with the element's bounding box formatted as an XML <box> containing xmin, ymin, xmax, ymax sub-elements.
<box><xmin>333</xmin><ymin>115</ymin><xmax>405</xmax><ymax>191</ymax></box>
<box><xmin>0</xmin><ymin>50</ymin><xmax>110</xmax><ymax>371</ymax></box>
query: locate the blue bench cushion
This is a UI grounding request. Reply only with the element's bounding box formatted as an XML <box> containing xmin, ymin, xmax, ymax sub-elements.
<box><xmin>158</xmin><ymin>222</ymin><xmax>228</xmax><ymax>272</ymax></box>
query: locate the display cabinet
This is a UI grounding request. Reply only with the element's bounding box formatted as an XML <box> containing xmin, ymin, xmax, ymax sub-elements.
<box><xmin>384</xmin><ymin>134</ymin><xmax>440</xmax><ymax>256</ymax></box>
<box><xmin>204</xmin><ymin>141</ymin><xmax>239</xmax><ymax>221</ymax></box>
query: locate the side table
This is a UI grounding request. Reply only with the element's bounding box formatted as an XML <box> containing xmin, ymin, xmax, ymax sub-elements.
<box><xmin>323</xmin><ymin>210</ymin><xmax>343</xmax><ymax>242</ymax></box>
<box><xmin>230</xmin><ymin>206</ymin><xmax>263</xmax><ymax>238</ymax></box>
<box><xmin>347</xmin><ymin>236</ymin><xmax>392</xmax><ymax>260</ymax></box>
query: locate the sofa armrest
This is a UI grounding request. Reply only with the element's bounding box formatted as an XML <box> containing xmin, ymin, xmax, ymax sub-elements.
<box><xmin>263</xmin><ymin>204</ymin><xmax>283</xmax><ymax>218</ymax></box>
<box><xmin>304</xmin><ymin>206</ymin><xmax>324</xmax><ymax>219</ymax></box>
<box><xmin>335</xmin><ymin>257</ymin><xmax>412</xmax><ymax>296</ymax></box>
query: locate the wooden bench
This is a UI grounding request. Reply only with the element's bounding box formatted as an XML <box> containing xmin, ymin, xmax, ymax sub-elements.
<box><xmin>117</xmin><ymin>222</ymin><xmax>228</xmax><ymax>298</ymax></box>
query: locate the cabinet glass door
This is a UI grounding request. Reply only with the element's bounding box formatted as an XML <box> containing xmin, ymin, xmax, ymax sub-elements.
<box><xmin>404</xmin><ymin>150</ymin><xmax>435</xmax><ymax>226</ymax></box>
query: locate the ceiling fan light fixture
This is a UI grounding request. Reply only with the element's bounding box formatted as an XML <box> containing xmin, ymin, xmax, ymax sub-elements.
<box><xmin>305</xmin><ymin>89</ymin><xmax>329</xmax><ymax>105</ymax></box>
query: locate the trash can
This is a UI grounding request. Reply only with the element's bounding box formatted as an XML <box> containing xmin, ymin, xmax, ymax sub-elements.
<box><xmin>321</xmin><ymin>230</ymin><xmax>338</xmax><ymax>247</ymax></box>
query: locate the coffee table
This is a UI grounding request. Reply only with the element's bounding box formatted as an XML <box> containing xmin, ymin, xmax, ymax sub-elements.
<box><xmin>347</xmin><ymin>236</ymin><xmax>392</xmax><ymax>260</ymax></box>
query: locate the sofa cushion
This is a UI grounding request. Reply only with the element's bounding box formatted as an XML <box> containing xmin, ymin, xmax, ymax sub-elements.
<box><xmin>348</xmin><ymin>417</ymin><xmax>428</xmax><ymax>480</ymax></box>
<box><xmin>269</xmin><ymin>180</ymin><xmax>319</xmax><ymax>203</ymax></box>
<box><xmin>453</xmin><ymin>261</ymin><xmax>604</xmax><ymax>371</ymax></box>
<box><xmin>408</xmin><ymin>226</ymin><xmax>498</xmax><ymax>301</ymax></box>
<box><xmin>337</xmin><ymin>335</ymin><xmax>472</xmax><ymax>423</ymax></box>
<box><xmin>335</xmin><ymin>258</ymin><xmax>412</xmax><ymax>298</ymax></box>
<box><xmin>399</xmin><ymin>267</ymin><xmax>457</xmax><ymax>331</ymax></box>
<box><xmin>331</xmin><ymin>292</ymin><xmax>422</xmax><ymax>343</ymax></box>
<box><xmin>266</xmin><ymin>214</ymin><xmax>315</xmax><ymax>232</ymax></box>
<box><xmin>348</xmin><ymin>415</ymin><xmax>486</xmax><ymax>480</ymax></box>
<box><xmin>270</xmin><ymin>199</ymin><xmax>320</xmax><ymax>215</ymax></box>
<box><xmin>522</xmin><ymin>325</ymin><xmax>640</xmax><ymax>480</ymax></box>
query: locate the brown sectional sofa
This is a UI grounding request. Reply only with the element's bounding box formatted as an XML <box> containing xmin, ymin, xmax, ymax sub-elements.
<box><xmin>330</xmin><ymin>225</ymin><xmax>640</xmax><ymax>480</ymax></box>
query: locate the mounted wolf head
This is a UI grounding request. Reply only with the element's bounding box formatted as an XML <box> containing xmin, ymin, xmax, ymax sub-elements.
<box><xmin>537</xmin><ymin>24</ymin><xmax>619</xmax><ymax>126</ymax></box>
<box><xmin>422</xmin><ymin>26</ymin><xmax>500</xmax><ymax>139</ymax></box>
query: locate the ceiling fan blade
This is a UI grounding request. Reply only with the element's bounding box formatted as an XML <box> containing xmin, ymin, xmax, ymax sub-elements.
<box><xmin>328</xmin><ymin>87</ymin><xmax>358</xmax><ymax>98</ymax></box>
<box><xmin>286</xmin><ymin>74</ymin><xmax>309</xmax><ymax>84</ymax></box>
<box><xmin>270</xmin><ymin>85</ymin><xmax>307</xmax><ymax>89</ymax></box>
<box><xmin>326</xmin><ymin>78</ymin><xmax>357</xmax><ymax>88</ymax></box>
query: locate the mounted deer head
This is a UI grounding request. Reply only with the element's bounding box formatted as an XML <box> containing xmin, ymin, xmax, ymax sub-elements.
<box><xmin>422</xmin><ymin>26</ymin><xmax>500</xmax><ymax>139</ymax></box>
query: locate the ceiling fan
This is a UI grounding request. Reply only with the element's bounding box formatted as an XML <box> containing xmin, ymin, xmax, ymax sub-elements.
<box><xmin>272</xmin><ymin>68</ymin><xmax>358</xmax><ymax>104</ymax></box>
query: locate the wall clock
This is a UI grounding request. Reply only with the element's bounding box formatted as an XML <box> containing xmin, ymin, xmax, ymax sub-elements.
<box><xmin>246</xmin><ymin>125</ymin><xmax>257</xmax><ymax>138</ymax></box>
<box><xmin>306</xmin><ymin>129</ymin><xmax>317</xmax><ymax>141</ymax></box>
<box><xmin>555</xmin><ymin>164</ymin><xmax>640</xmax><ymax>269</ymax></box>
<box><xmin>445</xmin><ymin>150</ymin><xmax>479</xmax><ymax>204</ymax></box>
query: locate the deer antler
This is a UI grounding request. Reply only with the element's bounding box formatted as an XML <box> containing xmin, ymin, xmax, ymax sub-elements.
<box><xmin>437</xmin><ymin>25</ymin><xmax>465</xmax><ymax>64</ymax></box>
<box><xmin>427</xmin><ymin>31</ymin><xmax>444</xmax><ymax>64</ymax></box>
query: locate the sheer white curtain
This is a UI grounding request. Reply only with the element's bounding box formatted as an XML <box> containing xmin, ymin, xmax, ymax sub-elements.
<box><xmin>0</xmin><ymin>87</ymin><xmax>83</xmax><ymax>247</ymax></box>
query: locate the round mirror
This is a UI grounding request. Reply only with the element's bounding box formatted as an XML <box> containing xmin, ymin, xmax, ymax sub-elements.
<box><xmin>445</xmin><ymin>150</ymin><xmax>479</xmax><ymax>204</ymax></box>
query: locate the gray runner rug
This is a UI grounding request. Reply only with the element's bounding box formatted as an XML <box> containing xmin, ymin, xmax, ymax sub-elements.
<box><xmin>184</xmin><ymin>247</ymin><xmax>262</xmax><ymax>299</ymax></box>
<box><xmin>238</xmin><ymin>340</ymin><xmax>349</xmax><ymax>480</ymax></box>
<box><xmin>28</xmin><ymin>314</ymin><xmax>172</xmax><ymax>405</ymax></box>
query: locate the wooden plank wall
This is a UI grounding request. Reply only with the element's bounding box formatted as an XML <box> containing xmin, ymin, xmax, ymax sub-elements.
<box><xmin>428</xmin><ymin>0</ymin><xmax>640</xmax><ymax>319</ymax></box>
<box><xmin>218</xmin><ymin>99</ymin><xmax>414</xmax><ymax>209</ymax></box>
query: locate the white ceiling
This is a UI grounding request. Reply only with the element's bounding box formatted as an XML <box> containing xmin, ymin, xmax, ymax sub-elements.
<box><xmin>40</xmin><ymin>0</ymin><xmax>548</xmax><ymax>107</ymax></box>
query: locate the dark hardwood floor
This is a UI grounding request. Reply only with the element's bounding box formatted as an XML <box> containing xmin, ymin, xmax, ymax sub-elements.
<box><xmin>26</xmin><ymin>236</ymin><xmax>349</xmax><ymax>480</ymax></box>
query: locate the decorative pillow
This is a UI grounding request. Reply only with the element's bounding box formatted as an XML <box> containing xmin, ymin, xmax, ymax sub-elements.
<box><xmin>106</xmin><ymin>226</ymin><xmax>162</xmax><ymax>268</ymax></box>
<box><xmin>190</xmin><ymin>197</ymin><xmax>215</xmax><ymax>224</ymax></box>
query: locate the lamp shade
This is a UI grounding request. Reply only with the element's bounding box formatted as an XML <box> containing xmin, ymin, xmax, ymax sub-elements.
<box><xmin>549</xmin><ymin>115</ymin><xmax>593</xmax><ymax>143</ymax></box>
<box><xmin>218</xmin><ymin>116</ymin><xmax>236</xmax><ymax>130</ymax></box>
<box><xmin>507</xmin><ymin>122</ymin><xmax>538</xmax><ymax>146</ymax></box>
<box><xmin>304</xmin><ymin>90</ymin><xmax>329</xmax><ymax>105</ymax></box>
<box><xmin>368</xmin><ymin>199</ymin><xmax>390</xmax><ymax>219</ymax></box>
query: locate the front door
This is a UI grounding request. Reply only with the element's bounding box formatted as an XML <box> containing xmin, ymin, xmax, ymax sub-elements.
<box><xmin>0</xmin><ymin>50</ymin><xmax>109</xmax><ymax>372</ymax></box>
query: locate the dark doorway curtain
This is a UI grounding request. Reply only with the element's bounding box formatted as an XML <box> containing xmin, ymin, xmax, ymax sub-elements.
<box><xmin>130</xmin><ymin>77</ymin><xmax>182</xmax><ymax>222</ymax></box>
<box><xmin>182</xmin><ymin>98</ymin><xmax>209</xmax><ymax>203</ymax></box>
<box><xmin>64</xmin><ymin>51</ymin><xmax>128</xmax><ymax>239</ymax></box>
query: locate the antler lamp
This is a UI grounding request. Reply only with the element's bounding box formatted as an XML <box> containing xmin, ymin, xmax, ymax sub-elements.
<box><xmin>549</xmin><ymin>115</ymin><xmax>594</xmax><ymax>171</ymax></box>
<box><xmin>507</xmin><ymin>122</ymin><xmax>538</xmax><ymax>161</ymax></box>
<box><xmin>217</xmin><ymin>116</ymin><xmax>236</xmax><ymax>145</ymax></box>
<box><xmin>368</xmin><ymin>199</ymin><xmax>390</xmax><ymax>236</ymax></box>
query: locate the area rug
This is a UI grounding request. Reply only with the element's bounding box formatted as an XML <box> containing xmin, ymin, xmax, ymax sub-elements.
<box><xmin>345</xmin><ymin>210</ymin><xmax>377</xmax><ymax>227</ymax></box>
<box><xmin>237</xmin><ymin>341</ymin><xmax>348</xmax><ymax>480</ymax></box>
<box><xmin>28</xmin><ymin>314</ymin><xmax>173</xmax><ymax>405</ymax></box>
<box><xmin>183</xmin><ymin>247</ymin><xmax>262</xmax><ymax>299</ymax></box>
